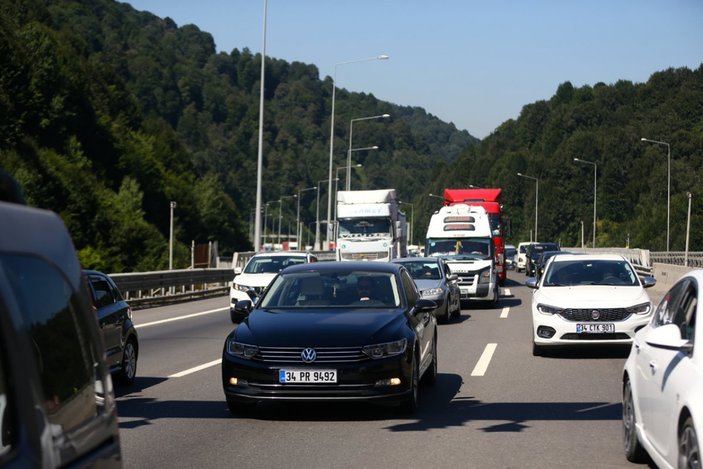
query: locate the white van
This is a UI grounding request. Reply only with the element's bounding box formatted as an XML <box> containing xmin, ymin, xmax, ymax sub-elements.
<box><xmin>516</xmin><ymin>242</ymin><xmax>534</xmax><ymax>272</ymax></box>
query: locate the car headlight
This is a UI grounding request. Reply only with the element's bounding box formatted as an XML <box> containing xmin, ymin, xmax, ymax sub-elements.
<box><xmin>627</xmin><ymin>302</ymin><xmax>652</xmax><ymax>315</ymax></box>
<box><xmin>226</xmin><ymin>340</ymin><xmax>259</xmax><ymax>359</ymax></box>
<box><xmin>421</xmin><ymin>287</ymin><xmax>444</xmax><ymax>297</ymax></box>
<box><xmin>478</xmin><ymin>267</ymin><xmax>491</xmax><ymax>284</ymax></box>
<box><xmin>362</xmin><ymin>339</ymin><xmax>407</xmax><ymax>359</ymax></box>
<box><xmin>233</xmin><ymin>283</ymin><xmax>251</xmax><ymax>293</ymax></box>
<box><xmin>536</xmin><ymin>303</ymin><xmax>562</xmax><ymax>315</ymax></box>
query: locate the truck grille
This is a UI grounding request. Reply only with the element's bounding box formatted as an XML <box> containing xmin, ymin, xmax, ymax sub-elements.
<box><xmin>253</xmin><ymin>346</ymin><xmax>367</xmax><ymax>363</ymax></box>
<box><xmin>340</xmin><ymin>251</ymin><xmax>388</xmax><ymax>261</ymax></box>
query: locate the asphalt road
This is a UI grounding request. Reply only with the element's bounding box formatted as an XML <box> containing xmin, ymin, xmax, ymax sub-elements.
<box><xmin>116</xmin><ymin>270</ymin><xmax>658</xmax><ymax>468</ymax></box>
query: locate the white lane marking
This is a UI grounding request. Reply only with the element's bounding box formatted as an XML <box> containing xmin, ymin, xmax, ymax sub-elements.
<box><xmin>136</xmin><ymin>307</ymin><xmax>228</xmax><ymax>329</ymax></box>
<box><xmin>502</xmin><ymin>288</ymin><xmax>512</xmax><ymax>296</ymax></box>
<box><xmin>500</xmin><ymin>307</ymin><xmax>510</xmax><ymax>318</ymax></box>
<box><xmin>169</xmin><ymin>359</ymin><xmax>222</xmax><ymax>378</ymax></box>
<box><xmin>471</xmin><ymin>343</ymin><xmax>497</xmax><ymax>376</ymax></box>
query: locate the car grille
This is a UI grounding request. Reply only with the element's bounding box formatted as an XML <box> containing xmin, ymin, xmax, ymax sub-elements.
<box><xmin>558</xmin><ymin>308</ymin><xmax>632</xmax><ymax>322</ymax></box>
<box><xmin>560</xmin><ymin>333</ymin><xmax>631</xmax><ymax>341</ymax></box>
<box><xmin>253</xmin><ymin>346</ymin><xmax>368</xmax><ymax>363</ymax></box>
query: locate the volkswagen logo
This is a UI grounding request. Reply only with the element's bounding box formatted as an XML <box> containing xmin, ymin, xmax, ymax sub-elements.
<box><xmin>301</xmin><ymin>347</ymin><xmax>317</xmax><ymax>363</ymax></box>
<box><xmin>591</xmin><ymin>310</ymin><xmax>601</xmax><ymax>320</ymax></box>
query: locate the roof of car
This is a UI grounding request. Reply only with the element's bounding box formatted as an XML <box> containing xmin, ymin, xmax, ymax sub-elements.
<box><xmin>391</xmin><ymin>257</ymin><xmax>441</xmax><ymax>264</ymax></box>
<box><xmin>282</xmin><ymin>261</ymin><xmax>404</xmax><ymax>275</ymax></box>
<box><xmin>0</xmin><ymin>201</ymin><xmax>83</xmax><ymax>289</ymax></box>
<box><xmin>251</xmin><ymin>251</ymin><xmax>314</xmax><ymax>258</ymax></box>
<box><xmin>550</xmin><ymin>253</ymin><xmax>626</xmax><ymax>263</ymax></box>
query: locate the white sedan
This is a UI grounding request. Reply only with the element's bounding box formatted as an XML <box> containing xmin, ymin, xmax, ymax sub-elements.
<box><xmin>526</xmin><ymin>253</ymin><xmax>657</xmax><ymax>355</ymax></box>
<box><xmin>622</xmin><ymin>269</ymin><xmax>701</xmax><ymax>468</ymax></box>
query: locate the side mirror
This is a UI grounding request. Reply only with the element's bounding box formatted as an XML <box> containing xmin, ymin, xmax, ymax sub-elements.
<box><xmin>234</xmin><ymin>267</ymin><xmax>242</xmax><ymax>275</ymax></box>
<box><xmin>526</xmin><ymin>277</ymin><xmax>539</xmax><ymax>289</ymax></box>
<box><xmin>644</xmin><ymin>323</ymin><xmax>692</xmax><ymax>352</ymax></box>
<box><xmin>641</xmin><ymin>276</ymin><xmax>657</xmax><ymax>288</ymax></box>
<box><xmin>413</xmin><ymin>298</ymin><xmax>437</xmax><ymax>314</ymax></box>
<box><xmin>233</xmin><ymin>299</ymin><xmax>254</xmax><ymax>316</ymax></box>
<box><xmin>448</xmin><ymin>274</ymin><xmax>459</xmax><ymax>282</ymax></box>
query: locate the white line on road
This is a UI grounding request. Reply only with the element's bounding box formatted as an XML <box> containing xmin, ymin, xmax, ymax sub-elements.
<box><xmin>169</xmin><ymin>358</ymin><xmax>222</xmax><ymax>378</ymax></box>
<box><xmin>136</xmin><ymin>307</ymin><xmax>228</xmax><ymax>329</ymax></box>
<box><xmin>471</xmin><ymin>343</ymin><xmax>497</xmax><ymax>376</ymax></box>
<box><xmin>502</xmin><ymin>288</ymin><xmax>512</xmax><ymax>296</ymax></box>
<box><xmin>500</xmin><ymin>307</ymin><xmax>510</xmax><ymax>318</ymax></box>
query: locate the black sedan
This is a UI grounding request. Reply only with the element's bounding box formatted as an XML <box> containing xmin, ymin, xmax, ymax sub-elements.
<box><xmin>222</xmin><ymin>261</ymin><xmax>438</xmax><ymax>415</ymax></box>
<box><xmin>391</xmin><ymin>256</ymin><xmax>461</xmax><ymax>323</ymax></box>
<box><xmin>84</xmin><ymin>270</ymin><xmax>139</xmax><ymax>385</ymax></box>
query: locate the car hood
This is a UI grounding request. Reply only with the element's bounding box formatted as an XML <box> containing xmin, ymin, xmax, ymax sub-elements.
<box><xmin>232</xmin><ymin>273</ymin><xmax>277</xmax><ymax>288</ymax></box>
<box><xmin>534</xmin><ymin>285</ymin><xmax>651</xmax><ymax>307</ymax></box>
<box><xmin>235</xmin><ymin>308</ymin><xmax>407</xmax><ymax>347</ymax></box>
<box><xmin>413</xmin><ymin>279</ymin><xmax>443</xmax><ymax>291</ymax></box>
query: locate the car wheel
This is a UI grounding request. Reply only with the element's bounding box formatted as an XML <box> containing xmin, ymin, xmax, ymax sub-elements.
<box><xmin>679</xmin><ymin>416</ymin><xmax>700</xmax><ymax>469</ymax></box>
<box><xmin>440</xmin><ymin>301</ymin><xmax>451</xmax><ymax>324</ymax></box>
<box><xmin>226</xmin><ymin>396</ymin><xmax>256</xmax><ymax>417</ymax></box>
<box><xmin>623</xmin><ymin>378</ymin><xmax>647</xmax><ymax>463</ymax></box>
<box><xmin>117</xmin><ymin>337</ymin><xmax>138</xmax><ymax>385</ymax></box>
<box><xmin>451</xmin><ymin>298</ymin><xmax>460</xmax><ymax>318</ymax></box>
<box><xmin>399</xmin><ymin>355</ymin><xmax>419</xmax><ymax>414</ymax></box>
<box><xmin>422</xmin><ymin>335</ymin><xmax>438</xmax><ymax>385</ymax></box>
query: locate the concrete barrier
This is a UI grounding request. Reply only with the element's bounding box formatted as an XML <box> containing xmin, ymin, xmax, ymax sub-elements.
<box><xmin>647</xmin><ymin>263</ymin><xmax>698</xmax><ymax>304</ymax></box>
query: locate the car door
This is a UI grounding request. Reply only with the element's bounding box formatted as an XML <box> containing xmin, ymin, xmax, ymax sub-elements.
<box><xmin>635</xmin><ymin>279</ymin><xmax>693</xmax><ymax>458</ymax></box>
<box><xmin>88</xmin><ymin>273</ymin><xmax>124</xmax><ymax>368</ymax></box>
<box><xmin>401</xmin><ymin>270</ymin><xmax>434</xmax><ymax>370</ymax></box>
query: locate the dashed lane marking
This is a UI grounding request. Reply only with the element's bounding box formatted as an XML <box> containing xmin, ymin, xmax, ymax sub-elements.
<box><xmin>136</xmin><ymin>307</ymin><xmax>228</xmax><ymax>329</ymax></box>
<box><xmin>500</xmin><ymin>307</ymin><xmax>510</xmax><ymax>318</ymax></box>
<box><xmin>169</xmin><ymin>358</ymin><xmax>222</xmax><ymax>378</ymax></box>
<box><xmin>471</xmin><ymin>343</ymin><xmax>497</xmax><ymax>376</ymax></box>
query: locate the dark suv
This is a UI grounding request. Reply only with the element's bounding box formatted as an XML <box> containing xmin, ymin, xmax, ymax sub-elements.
<box><xmin>525</xmin><ymin>242</ymin><xmax>560</xmax><ymax>277</ymax></box>
<box><xmin>0</xmin><ymin>201</ymin><xmax>122</xmax><ymax>467</ymax></box>
<box><xmin>85</xmin><ymin>270</ymin><xmax>139</xmax><ymax>385</ymax></box>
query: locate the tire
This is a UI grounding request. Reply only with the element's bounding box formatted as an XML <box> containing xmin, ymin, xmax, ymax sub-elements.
<box><xmin>439</xmin><ymin>301</ymin><xmax>451</xmax><ymax>324</ymax></box>
<box><xmin>451</xmin><ymin>296</ymin><xmax>461</xmax><ymax>318</ymax></box>
<box><xmin>117</xmin><ymin>337</ymin><xmax>138</xmax><ymax>385</ymax></box>
<box><xmin>399</xmin><ymin>355</ymin><xmax>419</xmax><ymax>414</ymax></box>
<box><xmin>679</xmin><ymin>416</ymin><xmax>700</xmax><ymax>469</ymax></box>
<box><xmin>623</xmin><ymin>378</ymin><xmax>647</xmax><ymax>463</ymax></box>
<box><xmin>226</xmin><ymin>396</ymin><xmax>256</xmax><ymax>417</ymax></box>
<box><xmin>422</xmin><ymin>335</ymin><xmax>438</xmax><ymax>385</ymax></box>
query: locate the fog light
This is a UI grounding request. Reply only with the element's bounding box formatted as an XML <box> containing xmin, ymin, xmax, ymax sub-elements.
<box><xmin>374</xmin><ymin>378</ymin><xmax>402</xmax><ymax>387</ymax></box>
<box><xmin>229</xmin><ymin>377</ymin><xmax>238</xmax><ymax>385</ymax></box>
<box><xmin>537</xmin><ymin>326</ymin><xmax>556</xmax><ymax>338</ymax></box>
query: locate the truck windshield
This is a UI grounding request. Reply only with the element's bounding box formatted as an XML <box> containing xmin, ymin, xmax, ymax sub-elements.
<box><xmin>338</xmin><ymin>218</ymin><xmax>392</xmax><ymax>238</ymax></box>
<box><xmin>426</xmin><ymin>238</ymin><xmax>492</xmax><ymax>260</ymax></box>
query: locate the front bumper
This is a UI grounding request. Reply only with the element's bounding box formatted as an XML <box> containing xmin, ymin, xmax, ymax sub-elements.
<box><xmin>532</xmin><ymin>311</ymin><xmax>651</xmax><ymax>346</ymax></box>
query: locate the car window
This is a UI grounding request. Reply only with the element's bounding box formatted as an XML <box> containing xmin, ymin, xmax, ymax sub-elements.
<box><xmin>2</xmin><ymin>254</ymin><xmax>107</xmax><ymax>432</ymax></box>
<box><xmin>669</xmin><ymin>280</ymin><xmax>697</xmax><ymax>342</ymax></box>
<box><xmin>89</xmin><ymin>276</ymin><xmax>116</xmax><ymax>309</ymax></box>
<box><xmin>652</xmin><ymin>280</ymin><xmax>687</xmax><ymax>328</ymax></box>
<box><xmin>0</xmin><ymin>333</ymin><xmax>15</xmax><ymax>460</ymax></box>
<box><xmin>401</xmin><ymin>271</ymin><xmax>419</xmax><ymax>308</ymax></box>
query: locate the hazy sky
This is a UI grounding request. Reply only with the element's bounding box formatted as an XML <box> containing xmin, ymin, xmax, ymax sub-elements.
<box><xmin>126</xmin><ymin>0</ymin><xmax>703</xmax><ymax>139</ymax></box>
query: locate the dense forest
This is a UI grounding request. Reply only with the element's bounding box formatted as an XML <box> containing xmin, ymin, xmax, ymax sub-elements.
<box><xmin>1</xmin><ymin>0</ymin><xmax>701</xmax><ymax>274</ymax></box>
<box><xmin>0</xmin><ymin>0</ymin><xmax>476</xmax><ymax>272</ymax></box>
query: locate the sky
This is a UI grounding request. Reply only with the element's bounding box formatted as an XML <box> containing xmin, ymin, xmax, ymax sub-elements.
<box><xmin>126</xmin><ymin>0</ymin><xmax>703</xmax><ymax>139</ymax></box>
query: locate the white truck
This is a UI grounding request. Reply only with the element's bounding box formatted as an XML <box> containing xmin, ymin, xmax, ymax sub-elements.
<box><xmin>424</xmin><ymin>204</ymin><xmax>499</xmax><ymax>304</ymax></box>
<box><xmin>336</xmin><ymin>189</ymin><xmax>407</xmax><ymax>261</ymax></box>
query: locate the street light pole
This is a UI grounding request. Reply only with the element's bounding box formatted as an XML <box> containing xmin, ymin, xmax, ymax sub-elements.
<box><xmin>685</xmin><ymin>192</ymin><xmax>692</xmax><ymax>267</ymax></box>
<box><xmin>327</xmin><ymin>54</ymin><xmax>389</xmax><ymax>250</ymax></box>
<box><xmin>335</xmin><ymin>164</ymin><xmax>362</xmax><ymax>224</ymax></box>
<box><xmin>347</xmin><ymin>114</ymin><xmax>390</xmax><ymax>190</ymax></box>
<box><xmin>169</xmin><ymin>201</ymin><xmax>176</xmax><ymax>270</ymax></box>
<box><xmin>641</xmin><ymin>137</ymin><xmax>671</xmax><ymax>252</ymax></box>
<box><xmin>574</xmin><ymin>158</ymin><xmax>597</xmax><ymax>248</ymax></box>
<box><xmin>253</xmin><ymin>0</ymin><xmax>268</xmax><ymax>252</ymax></box>
<box><xmin>277</xmin><ymin>195</ymin><xmax>296</xmax><ymax>248</ymax></box>
<box><xmin>517</xmin><ymin>173</ymin><xmax>539</xmax><ymax>241</ymax></box>
<box><xmin>296</xmin><ymin>186</ymin><xmax>316</xmax><ymax>251</ymax></box>
<box><xmin>316</xmin><ymin>178</ymin><xmax>338</xmax><ymax>250</ymax></box>
<box><xmin>400</xmin><ymin>202</ymin><xmax>414</xmax><ymax>246</ymax></box>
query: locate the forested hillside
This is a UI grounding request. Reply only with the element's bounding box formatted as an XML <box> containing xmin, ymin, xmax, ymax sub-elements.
<box><xmin>423</xmin><ymin>68</ymin><xmax>703</xmax><ymax>252</ymax></box>
<box><xmin>0</xmin><ymin>0</ymin><xmax>476</xmax><ymax>272</ymax></box>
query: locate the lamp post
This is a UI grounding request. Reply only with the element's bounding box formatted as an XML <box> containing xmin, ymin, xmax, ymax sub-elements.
<box><xmin>263</xmin><ymin>199</ymin><xmax>277</xmax><ymax>249</ymax></box>
<box><xmin>253</xmin><ymin>0</ymin><xmax>268</xmax><ymax>252</ymax></box>
<box><xmin>335</xmin><ymin>164</ymin><xmax>362</xmax><ymax>225</ymax></box>
<box><xmin>517</xmin><ymin>172</ymin><xmax>539</xmax><ymax>241</ymax></box>
<box><xmin>296</xmin><ymin>186</ymin><xmax>316</xmax><ymax>250</ymax></box>
<box><xmin>347</xmin><ymin>114</ymin><xmax>390</xmax><ymax>190</ymax></box>
<box><xmin>400</xmin><ymin>201</ymin><xmax>414</xmax><ymax>246</ymax></box>
<box><xmin>327</xmin><ymin>54</ymin><xmax>389</xmax><ymax>250</ymax></box>
<box><xmin>641</xmin><ymin>137</ymin><xmax>671</xmax><ymax>252</ymax></box>
<box><xmin>169</xmin><ymin>201</ymin><xmax>176</xmax><ymax>270</ymax></box>
<box><xmin>316</xmin><ymin>178</ymin><xmax>339</xmax><ymax>250</ymax></box>
<box><xmin>574</xmin><ymin>158</ymin><xmax>597</xmax><ymax>248</ymax></box>
<box><xmin>278</xmin><ymin>195</ymin><xmax>296</xmax><ymax>248</ymax></box>
<box><xmin>685</xmin><ymin>192</ymin><xmax>692</xmax><ymax>267</ymax></box>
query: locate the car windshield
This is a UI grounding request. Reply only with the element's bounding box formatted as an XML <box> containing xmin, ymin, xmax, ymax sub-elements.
<box><xmin>426</xmin><ymin>238</ymin><xmax>491</xmax><ymax>260</ymax></box>
<box><xmin>259</xmin><ymin>271</ymin><xmax>401</xmax><ymax>308</ymax></box>
<box><xmin>243</xmin><ymin>256</ymin><xmax>308</xmax><ymax>274</ymax></box>
<box><xmin>397</xmin><ymin>261</ymin><xmax>442</xmax><ymax>280</ymax></box>
<box><xmin>338</xmin><ymin>218</ymin><xmax>392</xmax><ymax>238</ymax></box>
<box><xmin>543</xmin><ymin>260</ymin><xmax>639</xmax><ymax>287</ymax></box>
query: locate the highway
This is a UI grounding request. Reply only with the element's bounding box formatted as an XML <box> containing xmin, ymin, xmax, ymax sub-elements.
<box><xmin>116</xmin><ymin>269</ymin><xmax>659</xmax><ymax>468</ymax></box>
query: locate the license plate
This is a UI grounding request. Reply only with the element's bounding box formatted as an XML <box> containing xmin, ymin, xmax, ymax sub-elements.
<box><xmin>279</xmin><ymin>369</ymin><xmax>337</xmax><ymax>384</ymax></box>
<box><xmin>576</xmin><ymin>323</ymin><xmax>615</xmax><ymax>333</ymax></box>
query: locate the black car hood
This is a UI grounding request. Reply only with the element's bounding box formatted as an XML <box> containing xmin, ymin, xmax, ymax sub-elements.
<box><xmin>235</xmin><ymin>308</ymin><xmax>408</xmax><ymax>347</ymax></box>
